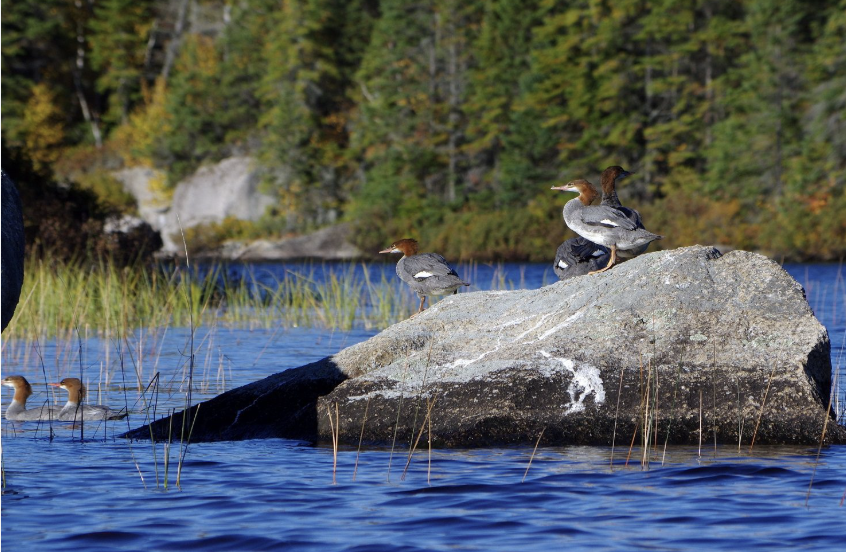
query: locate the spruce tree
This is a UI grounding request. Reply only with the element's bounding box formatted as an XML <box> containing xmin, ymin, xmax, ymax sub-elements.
<box><xmin>706</xmin><ymin>0</ymin><xmax>813</xmax><ymax>200</ymax></box>
<box><xmin>88</xmin><ymin>0</ymin><xmax>152</xmax><ymax>126</ymax></box>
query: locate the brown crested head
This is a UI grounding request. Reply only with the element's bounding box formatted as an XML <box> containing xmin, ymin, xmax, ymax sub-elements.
<box><xmin>59</xmin><ymin>377</ymin><xmax>86</xmax><ymax>401</ymax></box>
<box><xmin>2</xmin><ymin>375</ymin><xmax>33</xmax><ymax>401</ymax></box>
<box><xmin>379</xmin><ymin>238</ymin><xmax>419</xmax><ymax>256</ymax></box>
<box><xmin>600</xmin><ymin>165</ymin><xmax>633</xmax><ymax>193</ymax></box>
<box><xmin>552</xmin><ymin>179</ymin><xmax>599</xmax><ymax>206</ymax></box>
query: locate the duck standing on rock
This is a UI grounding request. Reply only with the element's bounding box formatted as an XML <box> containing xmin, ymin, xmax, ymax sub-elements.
<box><xmin>553</xmin><ymin>237</ymin><xmax>610</xmax><ymax>280</ymax></box>
<box><xmin>599</xmin><ymin>165</ymin><xmax>650</xmax><ymax>259</ymax></box>
<box><xmin>2</xmin><ymin>375</ymin><xmax>57</xmax><ymax>421</ymax></box>
<box><xmin>552</xmin><ymin>179</ymin><xmax>662</xmax><ymax>274</ymax></box>
<box><xmin>50</xmin><ymin>377</ymin><xmax>127</xmax><ymax>421</ymax></box>
<box><xmin>380</xmin><ymin>239</ymin><xmax>470</xmax><ymax>314</ymax></box>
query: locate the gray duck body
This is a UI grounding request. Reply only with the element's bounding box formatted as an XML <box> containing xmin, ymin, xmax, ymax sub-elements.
<box><xmin>396</xmin><ymin>253</ymin><xmax>469</xmax><ymax>298</ymax></box>
<box><xmin>553</xmin><ymin>237</ymin><xmax>610</xmax><ymax>280</ymax></box>
<box><xmin>5</xmin><ymin>401</ymin><xmax>58</xmax><ymax>422</ymax></box>
<box><xmin>562</xmin><ymin>198</ymin><xmax>661</xmax><ymax>251</ymax></box>
<box><xmin>600</xmin><ymin>188</ymin><xmax>648</xmax><ymax>258</ymax></box>
<box><xmin>57</xmin><ymin>402</ymin><xmax>124</xmax><ymax>421</ymax></box>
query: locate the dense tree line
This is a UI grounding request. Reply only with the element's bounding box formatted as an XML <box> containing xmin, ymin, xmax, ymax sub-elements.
<box><xmin>3</xmin><ymin>0</ymin><xmax>845</xmax><ymax>261</ymax></box>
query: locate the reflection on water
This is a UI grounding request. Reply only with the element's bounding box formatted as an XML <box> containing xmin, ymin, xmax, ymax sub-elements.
<box><xmin>1</xmin><ymin>262</ymin><xmax>844</xmax><ymax>551</ymax></box>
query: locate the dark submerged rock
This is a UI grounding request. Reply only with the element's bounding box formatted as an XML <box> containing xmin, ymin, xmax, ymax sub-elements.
<box><xmin>1</xmin><ymin>171</ymin><xmax>25</xmax><ymax>331</ymax></box>
<box><xmin>124</xmin><ymin>246</ymin><xmax>844</xmax><ymax>446</ymax></box>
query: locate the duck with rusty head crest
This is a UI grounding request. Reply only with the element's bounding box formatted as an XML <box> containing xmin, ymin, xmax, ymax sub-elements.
<box><xmin>2</xmin><ymin>375</ymin><xmax>58</xmax><ymax>421</ymax></box>
<box><xmin>380</xmin><ymin>239</ymin><xmax>470</xmax><ymax>314</ymax></box>
<box><xmin>551</xmin><ymin>179</ymin><xmax>662</xmax><ymax>274</ymax></box>
<box><xmin>50</xmin><ymin>378</ymin><xmax>127</xmax><ymax>421</ymax></box>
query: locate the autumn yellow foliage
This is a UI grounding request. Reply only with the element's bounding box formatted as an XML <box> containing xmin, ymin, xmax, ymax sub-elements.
<box><xmin>110</xmin><ymin>77</ymin><xmax>172</xmax><ymax>167</ymax></box>
<box><xmin>18</xmin><ymin>83</ymin><xmax>65</xmax><ymax>171</ymax></box>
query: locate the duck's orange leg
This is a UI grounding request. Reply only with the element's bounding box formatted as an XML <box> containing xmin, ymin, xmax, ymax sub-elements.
<box><xmin>589</xmin><ymin>245</ymin><xmax>617</xmax><ymax>275</ymax></box>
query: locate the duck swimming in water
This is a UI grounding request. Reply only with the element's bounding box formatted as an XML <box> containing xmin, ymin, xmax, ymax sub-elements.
<box><xmin>553</xmin><ymin>237</ymin><xmax>611</xmax><ymax>280</ymax></box>
<box><xmin>2</xmin><ymin>375</ymin><xmax>57</xmax><ymax>421</ymax></box>
<box><xmin>49</xmin><ymin>378</ymin><xmax>127</xmax><ymax>421</ymax></box>
<box><xmin>599</xmin><ymin>165</ymin><xmax>648</xmax><ymax>259</ymax></box>
<box><xmin>380</xmin><ymin>239</ymin><xmax>469</xmax><ymax>314</ymax></box>
<box><xmin>551</xmin><ymin>179</ymin><xmax>662</xmax><ymax>274</ymax></box>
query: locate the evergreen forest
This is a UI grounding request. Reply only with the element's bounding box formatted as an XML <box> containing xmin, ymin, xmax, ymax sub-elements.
<box><xmin>3</xmin><ymin>0</ymin><xmax>845</xmax><ymax>261</ymax></box>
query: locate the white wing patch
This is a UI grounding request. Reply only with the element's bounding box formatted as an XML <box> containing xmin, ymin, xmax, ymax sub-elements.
<box><xmin>414</xmin><ymin>271</ymin><xmax>434</xmax><ymax>279</ymax></box>
<box><xmin>591</xmin><ymin>249</ymin><xmax>604</xmax><ymax>257</ymax></box>
<box><xmin>599</xmin><ymin>219</ymin><xmax>619</xmax><ymax>227</ymax></box>
<box><xmin>557</xmin><ymin>260</ymin><xmax>569</xmax><ymax>269</ymax></box>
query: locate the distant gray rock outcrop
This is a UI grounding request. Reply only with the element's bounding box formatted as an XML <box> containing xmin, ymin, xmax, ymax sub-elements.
<box><xmin>218</xmin><ymin>223</ymin><xmax>361</xmax><ymax>260</ymax></box>
<box><xmin>124</xmin><ymin>246</ymin><xmax>843</xmax><ymax>446</ymax></box>
<box><xmin>162</xmin><ymin>157</ymin><xmax>275</xmax><ymax>252</ymax></box>
<box><xmin>114</xmin><ymin>158</ymin><xmax>361</xmax><ymax>259</ymax></box>
<box><xmin>1</xmin><ymin>171</ymin><xmax>25</xmax><ymax>331</ymax></box>
<box><xmin>114</xmin><ymin>157</ymin><xmax>275</xmax><ymax>254</ymax></box>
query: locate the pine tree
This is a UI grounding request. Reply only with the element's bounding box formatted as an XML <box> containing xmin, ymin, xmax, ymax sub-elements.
<box><xmin>347</xmin><ymin>0</ymin><xmax>442</xmax><ymax>248</ymax></box>
<box><xmin>464</xmin><ymin>0</ymin><xmax>548</xmax><ymax>207</ymax></box>
<box><xmin>635</xmin><ymin>0</ymin><xmax>746</xmax><ymax>191</ymax></box>
<box><xmin>706</xmin><ymin>0</ymin><xmax>814</xmax><ymax>200</ymax></box>
<box><xmin>523</xmin><ymin>0</ymin><xmax>645</xmax><ymax>179</ymax></box>
<box><xmin>216</xmin><ymin>0</ymin><xmax>275</xmax><ymax>147</ymax></box>
<box><xmin>88</xmin><ymin>0</ymin><xmax>152</xmax><ymax>126</ymax></box>
<box><xmin>259</xmin><ymin>0</ymin><xmax>375</xmax><ymax>229</ymax></box>
<box><xmin>805</xmin><ymin>0</ymin><xmax>846</xmax><ymax>183</ymax></box>
<box><xmin>160</xmin><ymin>34</ymin><xmax>225</xmax><ymax>182</ymax></box>
<box><xmin>348</xmin><ymin>0</ymin><xmax>483</xmax><ymax>250</ymax></box>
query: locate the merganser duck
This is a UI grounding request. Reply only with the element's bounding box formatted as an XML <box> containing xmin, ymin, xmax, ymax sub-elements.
<box><xmin>599</xmin><ymin>165</ymin><xmax>648</xmax><ymax>258</ymax></box>
<box><xmin>49</xmin><ymin>378</ymin><xmax>127</xmax><ymax>421</ymax></box>
<box><xmin>553</xmin><ymin>237</ymin><xmax>611</xmax><ymax>280</ymax></box>
<box><xmin>2</xmin><ymin>375</ymin><xmax>57</xmax><ymax>421</ymax></box>
<box><xmin>551</xmin><ymin>179</ymin><xmax>662</xmax><ymax>274</ymax></box>
<box><xmin>379</xmin><ymin>239</ymin><xmax>470</xmax><ymax>314</ymax></box>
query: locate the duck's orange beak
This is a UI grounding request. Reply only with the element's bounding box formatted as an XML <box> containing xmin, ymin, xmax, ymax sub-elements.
<box><xmin>48</xmin><ymin>382</ymin><xmax>61</xmax><ymax>387</ymax></box>
<box><xmin>379</xmin><ymin>246</ymin><xmax>397</xmax><ymax>254</ymax></box>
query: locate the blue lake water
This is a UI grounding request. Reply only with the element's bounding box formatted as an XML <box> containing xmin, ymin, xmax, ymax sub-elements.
<box><xmin>2</xmin><ymin>261</ymin><xmax>845</xmax><ymax>550</ymax></box>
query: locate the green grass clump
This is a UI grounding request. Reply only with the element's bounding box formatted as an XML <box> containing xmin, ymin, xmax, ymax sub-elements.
<box><xmin>3</xmin><ymin>254</ymin><xmax>422</xmax><ymax>344</ymax></box>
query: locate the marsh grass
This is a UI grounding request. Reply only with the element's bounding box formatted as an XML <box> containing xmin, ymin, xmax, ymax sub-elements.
<box><xmin>401</xmin><ymin>395</ymin><xmax>437</xmax><ymax>481</ymax></box>
<box><xmin>3</xmin><ymin>256</ymin><xmax>436</xmax><ymax>346</ymax></box>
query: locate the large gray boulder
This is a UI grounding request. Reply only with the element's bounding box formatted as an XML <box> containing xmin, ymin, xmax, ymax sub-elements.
<box><xmin>162</xmin><ymin>157</ymin><xmax>275</xmax><ymax>251</ymax></box>
<box><xmin>114</xmin><ymin>157</ymin><xmax>275</xmax><ymax>254</ymax></box>
<box><xmin>124</xmin><ymin>246</ymin><xmax>843</xmax><ymax>446</ymax></box>
<box><xmin>1</xmin><ymin>171</ymin><xmax>25</xmax><ymax>332</ymax></box>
